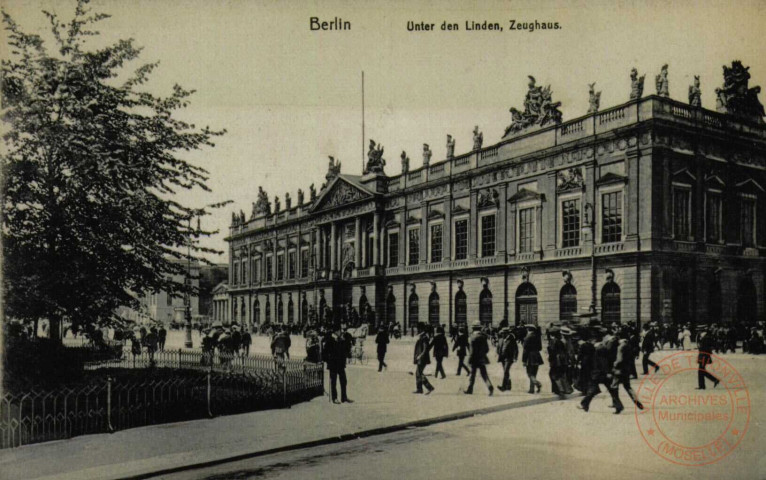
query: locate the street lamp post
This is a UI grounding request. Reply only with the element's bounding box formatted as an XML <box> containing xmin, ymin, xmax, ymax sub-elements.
<box><xmin>582</xmin><ymin>203</ymin><xmax>597</xmax><ymax>313</ymax></box>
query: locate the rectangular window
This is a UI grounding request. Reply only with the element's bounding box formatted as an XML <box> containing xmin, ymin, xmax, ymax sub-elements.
<box><xmin>277</xmin><ymin>253</ymin><xmax>284</xmax><ymax>280</ymax></box>
<box><xmin>288</xmin><ymin>251</ymin><xmax>296</xmax><ymax>279</ymax></box>
<box><xmin>706</xmin><ymin>194</ymin><xmax>722</xmax><ymax>243</ymax></box>
<box><xmin>255</xmin><ymin>259</ymin><xmax>261</xmax><ymax>282</ymax></box>
<box><xmin>241</xmin><ymin>261</ymin><xmax>247</xmax><ymax>283</ymax></box>
<box><xmin>601</xmin><ymin>192</ymin><xmax>623</xmax><ymax>244</ymax></box>
<box><xmin>480</xmin><ymin>214</ymin><xmax>496</xmax><ymax>257</ymax></box>
<box><xmin>388</xmin><ymin>232</ymin><xmax>399</xmax><ymax>267</ymax></box>
<box><xmin>741</xmin><ymin>196</ymin><xmax>756</xmax><ymax>247</ymax></box>
<box><xmin>233</xmin><ymin>263</ymin><xmax>239</xmax><ymax>285</ymax></box>
<box><xmin>561</xmin><ymin>199</ymin><xmax>581</xmax><ymax>248</ymax></box>
<box><xmin>430</xmin><ymin>224</ymin><xmax>443</xmax><ymax>263</ymax></box>
<box><xmin>454</xmin><ymin>219</ymin><xmax>468</xmax><ymax>260</ymax></box>
<box><xmin>300</xmin><ymin>249</ymin><xmax>309</xmax><ymax>277</ymax></box>
<box><xmin>673</xmin><ymin>188</ymin><xmax>691</xmax><ymax>239</ymax></box>
<box><xmin>519</xmin><ymin>208</ymin><xmax>535</xmax><ymax>253</ymax></box>
<box><xmin>408</xmin><ymin>228</ymin><xmax>420</xmax><ymax>265</ymax></box>
<box><xmin>266</xmin><ymin>256</ymin><xmax>273</xmax><ymax>281</ymax></box>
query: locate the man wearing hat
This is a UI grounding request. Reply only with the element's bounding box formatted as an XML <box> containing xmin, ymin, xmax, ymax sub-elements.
<box><xmin>496</xmin><ymin>327</ymin><xmax>518</xmax><ymax>391</ymax></box>
<box><xmin>452</xmin><ymin>325</ymin><xmax>470</xmax><ymax>376</ymax></box>
<box><xmin>548</xmin><ymin>327</ymin><xmax>572</xmax><ymax>396</ymax></box>
<box><xmin>413</xmin><ymin>323</ymin><xmax>435</xmax><ymax>394</ymax></box>
<box><xmin>325</xmin><ymin>325</ymin><xmax>353</xmax><ymax>404</ymax></box>
<box><xmin>641</xmin><ymin>324</ymin><xmax>660</xmax><ymax>375</ymax></box>
<box><xmin>612</xmin><ymin>328</ymin><xmax>644</xmax><ymax>410</ymax></box>
<box><xmin>579</xmin><ymin>327</ymin><xmax>624</xmax><ymax>413</ymax></box>
<box><xmin>463</xmin><ymin>324</ymin><xmax>494</xmax><ymax>395</ymax></box>
<box><xmin>522</xmin><ymin>325</ymin><xmax>544</xmax><ymax>394</ymax></box>
<box><xmin>375</xmin><ymin>325</ymin><xmax>389</xmax><ymax>372</ymax></box>
<box><xmin>430</xmin><ymin>325</ymin><xmax>449</xmax><ymax>379</ymax></box>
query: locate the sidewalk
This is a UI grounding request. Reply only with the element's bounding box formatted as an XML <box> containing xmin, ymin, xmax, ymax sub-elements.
<box><xmin>0</xmin><ymin>360</ymin><xmax>561</xmax><ymax>480</ymax></box>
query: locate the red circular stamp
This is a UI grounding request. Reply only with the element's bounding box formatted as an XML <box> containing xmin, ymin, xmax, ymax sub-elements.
<box><xmin>635</xmin><ymin>350</ymin><xmax>750</xmax><ymax>466</ymax></box>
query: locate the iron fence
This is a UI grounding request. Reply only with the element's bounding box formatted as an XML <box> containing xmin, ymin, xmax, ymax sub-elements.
<box><xmin>1</xmin><ymin>351</ymin><xmax>324</xmax><ymax>449</ymax></box>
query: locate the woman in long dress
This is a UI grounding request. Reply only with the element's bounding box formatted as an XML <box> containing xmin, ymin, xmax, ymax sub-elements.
<box><xmin>681</xmin><ymin>325</ymin><xmax>692</xmax><ymax>351</ymax></box>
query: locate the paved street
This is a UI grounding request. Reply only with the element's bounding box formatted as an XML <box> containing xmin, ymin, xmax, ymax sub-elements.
<box><xmin>3</xmin><ymin>335</ymin><xmax>763</xmax><ymax>480</ymax></box>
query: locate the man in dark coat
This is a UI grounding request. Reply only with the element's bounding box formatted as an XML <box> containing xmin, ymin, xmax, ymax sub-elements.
<box><xmin>548</xmin><ymin>328</ymin><xmax>573</xmax><ymax>396</ymax></box>
<box><xmin>611</xmin><ymin>328</ymin><xmax>644</xmax><ymax>410</ymax></box>
<box><xmin>579</xmin><ymin>329</ymin><xmax>624</xmax><ymax>413</ymax></box>
<box><xmin>576</xmin><ymin>328</ymin><xmax>595</xmax><ymax>392</ymax></box>
<box><xmin>452</xmin><ymin>326</ymin><xmax>470</xmax><ymax>376</ymax></box>
<box><xmin>375</xmin><ymin>326</ymin><xmax>389</xmax><ymax>372</ymax></box>
<box><xmin>496</xmin><ymin>327</ymin><xmax>518</xmax><ymax>391</ymax></box>
<box><xmin>464</xmin><ymin>324</ymin><xmax>494</xmax><ymax>395</ymax></box>
<box><xmin>241</xmin><ymin>330</ymin><xmax>252</xmax><ymax>356</ymax></box>
<box><xmin>158</xmin><ymin>326</ymin><xmax>167</xmax><ymax>351</ymax></box>
<box><xmin>325</xmin><ymin>326</ymin><xmax>352</xmax><ymax>403</ymax></box>
<box><xmin>413</xmin><ymin>324</ymin><xmax>435</xmax><ymax>394</ymax></box>
<box><xmin>697</xmin><ymin>331</ymin><xmax>720</xmax><ymax>389</ymax></box>
<box><xmin>641</xmin><ymin>324</ymin><xmax>659</xmax><ymax>375</ymax></box>
<box><xmin>430</xmin><ymin>326</ymin><xmax>449</xmax><ymax>379</ymax></box>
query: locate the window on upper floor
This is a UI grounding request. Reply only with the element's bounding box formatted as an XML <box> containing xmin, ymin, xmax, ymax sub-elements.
<box><xmin>706</xmin><ymin>192</ymin><xmax>723</xmax><ymax>244</ymax></box>
<box><xmin>408</xmin><ymin>228</ymin><xmax>420</xmax><ymax>265</ymax></box>
<box><xmin>561</xmin><ymin>199</ymin><xmax>581</xmax><ymax>248</ymax></box>
<box><xmin>480</xmin><ymin>214</ymin><xmax>496</xmax><ymax>257</ymax></box>
<box><xmin>741</xmin><ymin>195</ymin><xmax>757</xmax><ymax>248</ymax></box>
<box><xmin>454</xmin><ymin>219</ymin><xmax>468</xmax><ymax>260</ymax></box>
<box><xmin>233</xmin><ymin>263</ymin><xmax>239</xmax><ymax>285</ymax></box>
<box><xmin>266</xmin><ymin>256</ymin><xmax>273</xmax><ymax>281</ymax></box>
<box><xmin>673</xmin><ymin>186</ymin><xmax>691</xmax><ymax>240</ymax></box>
<box><xmin>518</xmin><ymin>207</ymin><xmax>535</xmax><ymax>253</ymax></box>
<box><xmin>288</xmin><ymin>250</ymin><xmax>296</xmax><ymax>279</ymax></box>
<box><xmin>601</xmin><ymin>191</ymin><xmax>623</xmax><ymax>244</ymax></box>
<box><xmin>388</xmin><ymin>232</ymin><xmax>399</xmax><ymax>267</ymax></box>
<box><xmin>300</xmin><ymin>249</ymin><xmax>309</xmax><ymax>277</ymax></box>
<box><xmin>277</xmin><ymin>253</ymin><xmax>285</xmax><ymax>280</ymax></box>
<box><xmin>430</xmin><ymin>223</ymin><xmax>443</xmax><ymax>263</ymax></box>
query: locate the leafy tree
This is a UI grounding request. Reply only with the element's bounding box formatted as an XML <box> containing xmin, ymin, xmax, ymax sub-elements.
<box><xmin>1</xmin><ymin>0</ymin><xmax>227</xmax><ymax>341</ymax></box>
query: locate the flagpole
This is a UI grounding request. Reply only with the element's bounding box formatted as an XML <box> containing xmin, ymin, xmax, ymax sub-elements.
<box><xmin>361</xmin><ymin>70</ymin><xmax>365</xmax><ymax>172</ymax></box>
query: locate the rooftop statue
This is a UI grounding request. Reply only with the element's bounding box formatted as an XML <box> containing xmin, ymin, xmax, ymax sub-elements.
<box><xmin>446</xmin><ymin>134</ymin><xmax>455</xmax><ymax>158</ymax></box>
<box><xmin>297</xmin><ymin>189</ymin><xmax>304</xmax><ymax>206</ymax></box>
<box><xmin>325</xmin><ymin>156</ymin><xmax>341</xmax><ymax>184</ymax></box>
<box><xmin>655</xmin><ymin>64</ymin><xmax>669</xmax><ymax>97</ymax></box>
<box><xmin>422</xmin><ymin>143</ymin><xmax>432</xmax><ymax>166</ymax></box>
<box><xmin>587</xmin><ymin>82</ymin><xmax>601</xmax><ymax>113</ymax></box>
<box><xmin>400</xmin><ymin>150</ymin><xmax>410</xmax><ymax>174</ymax></box>
<box><xmin>364</xmin><ymin>139</ymin><xmax>386</xmax><ymax>175</ymax></box>
<box><xmin>231</xmin><ymin>211</ymin><xmax>238</xmax><ymax>226</ymax></box>
<box><xmin>689</xmin><ymin>75</ymin><xmax>702</xmax><ymax>107</ymax></box>
<box><xmin>715</xmin><ymin>60</ymin><xmax>764</xmax><ymax>122</ymax></box>
<box><xmin>252</xmin><ymin>186</ymin><xmax>271</xmax><ymax>218</ymax></box>
<box><xmin>274</xmin><ymin>196</ymin><xmax>280</xmax><ymax>214</ymax></box>
<box><xmin>285</xmin><ymin>192</ymin><xmax>291</xmax><ymax>211</ymax></box>
<box><xmin>239</xmin><ymin>210</ymin><xmax>245</xmax><ymax>225</ymax></box>
<box><xmin>309</xmin><ymin>183</ymin><xmax>317</xmax><ymax>202</ymax></box>
<box><xmin>472</xmin><ymin>125</ymin><xmax>483</xmax><ymax>150</ymax></box>
<box><xmin>630</xmin><ymin>68</ymin><xmax>645</xmax><ymax>100</ymax></box>
<box><xmin>504</xmin><ymin>76</ymin><xmax>563</xmax><ymax>136</ymax></box>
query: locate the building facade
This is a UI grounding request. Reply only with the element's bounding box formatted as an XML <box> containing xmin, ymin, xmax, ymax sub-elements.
<box><xmin>226</xmin><ymin>65</ymin><xmax>766</xmax><ymax>332</ymax></box>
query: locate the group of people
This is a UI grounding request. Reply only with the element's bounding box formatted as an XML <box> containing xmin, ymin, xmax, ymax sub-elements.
<box><xmin>200</xmin><ymin>324</ymin><xmax>253</xmax><ymax>365</ymax></box>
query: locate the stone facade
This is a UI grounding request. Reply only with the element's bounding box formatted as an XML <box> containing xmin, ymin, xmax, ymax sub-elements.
<box><xmin>226</xmin><ymin>93</ymin><xmax>766</xmax><ymax>332</ymax></box>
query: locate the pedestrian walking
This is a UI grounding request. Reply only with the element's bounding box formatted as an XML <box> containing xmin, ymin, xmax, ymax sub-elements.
<box><xmin>697</xmin><ymin>331</ymin><xmax>720</xmax><ymax>390</ymax></box>
<box><xmin>681</xmin><ymin>325</ymin><xmax>692</xmax><ymax>351</ymax></box>
<box><xmin>496</xmin><ymin>327</ymin><xmax>518</xmax><ymax>391</ymax></box>
<box><xmin>611</xmin><ymin>328</ymin><xmax>644</xmax><ymax>410</ymax></box>
<box><xmin>431</xmin><ymin>326</ymin><xmax>449</xmax><ymax>379</ymax></box>
<box><xmin>579</xmin><ymin>328</ymin><xmax>624</xmax><ymax>414</ymax></box>
<box><xmin>547</xmin><ymin>327</ymin><xmax>573</xmax><ymax>396</ymax></box>
<box><xmin>522</xmin><ymin>325</ymin><xmax>543</xmax><ymax>394</ymax></box>
<box><xmin>305</xmin><ymin>330</ymin><xmax>321</xmax><ymax>363</ymax></box>
<box><xmin>463</xmin><ymin>324</ymin><xmax>494</xmax><ymax>396</ymax></box>
<box><xmin>375</xmin><ymin>326</ymin><xmax>389</xmax><ymax>372</ymax></box>
<box><xmin>413</xmin><ymin>323</ymin><xmax>435</xmax><ymax>394</ymax></box>
<box><xmin>575</xmin><ymin>328</ymin><xmax>595</xmax><ymax>393</ymax></box>
<box><xmin>271</xmin><ymin>326</ymin><xmax>291</xmax><ymax>360</ymax></box>
<box><xmin>641</xmin><ymin>324</ymin><xmax>660</xmax><ymax>375</ymax></box>
<box><xmin>158</xmin><ymin>325</ymin><xmax>167</xmax><ymax>351</ymax></box>
<box><xmin>325</xmin><ymin>325</ymin><xmax>353</xmax><ymax>404</ymax></box>
<box><xmin>452</xmin><ymin>325</ymin><xmax>470</xmax><ymax>376</ymax></box>
<box><xmin>241</xmin><ymin>329</ymin><xmax>252</xmax><ymax>356</ymax></box>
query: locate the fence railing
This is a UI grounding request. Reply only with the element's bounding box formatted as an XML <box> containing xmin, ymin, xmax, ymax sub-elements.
<box><xmin>1</xmin><ymin>350</ymin><xmax>324</xmax><ymax>449</ymax></box>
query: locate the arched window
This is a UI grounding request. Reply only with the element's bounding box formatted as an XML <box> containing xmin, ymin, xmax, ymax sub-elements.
<box><xmin>479</xmin><ymin>288</ymin><xmax>493</xmax><ymax>326</ymax></box>
<box><xmin>277</xmin><ymin>296</ymin><xmax>284</xmax><ymax>324</ymax></box>
<box><xmin>737</xmin><ymin>277</ymin><xmax>757</xmax><ymax>325</ymax></box>
<box><xmin>386</xmin><ymin>292</ymin><xmax>396</xmax><ymax>326</ymax></box>
<box><xmin>408</xmin><ymin>292</ymin><xmax>419</xmax><ymax>328</ymax></box>
<box><xmin>560</xmin><ymin>284</ymin><xmax>578</xmax><ymax>322</ymax></box>
<box><xmin>515</xmin><ymin>282</ymin><xmax>538</xmax><ymax>326</ymax></box>
<box><xmin>265</xmin><ymin>298</ymin><xmax>271</xmax><ymax>325</ymax></box>
<box><xmin>253</xmin><ymin>298</ymin><xmax>261</xmax><ymax>327</ymax></box>
<box><xmin>601</xmin><ymin>282</ymin><xmax>621</xmax><ymax>324</ymax></box>
<box><xmin>287</xmin><ymin>296</ymin><xmax>294</xmax><ymax>324</ymax></box>
<box><xmin>455</xmin><ymin>290</ymin><xmax>467</xmax><ymax>325</ymax></box>
<box><xmin>429</xmin><ymin>292</ymin><xmax>440</xmax><ymax>326</ymax></box>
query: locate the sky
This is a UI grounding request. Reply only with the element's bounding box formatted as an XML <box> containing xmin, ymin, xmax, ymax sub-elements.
<box><xmin>3</xmin><ymin>0</ymin><xmax>766</xmax><ymax>261</ymax></box>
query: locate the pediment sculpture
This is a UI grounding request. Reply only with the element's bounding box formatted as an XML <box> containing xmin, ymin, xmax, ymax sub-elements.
<box><xmin>557</xmin><ymin>167</ymin><xmax>584</xmax><ymax>191</ymax></box>
<box><xmin>326</xmin><ymin>156</ymin><xmax>342</xmax><ymax>183</ymax></box>
<box><xmin>715</xmin><ymin>60</ymin><xmax>764</xmax><ymax>123</ymax></box>
<box><xmin>324</xmin><ymin>181</ymin><xmax>367</xmax><ymax>209</ymax></box>
<box><xmin>504</xmin><ymin>76</ymin><xmax>563</xmax><ymax>136</ymax></box>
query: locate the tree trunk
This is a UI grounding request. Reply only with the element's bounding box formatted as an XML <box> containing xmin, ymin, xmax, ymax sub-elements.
<box><xmin>49</xmin><ymin>315</ymin><xmax>62</xmax><ymax>343</ymax></box>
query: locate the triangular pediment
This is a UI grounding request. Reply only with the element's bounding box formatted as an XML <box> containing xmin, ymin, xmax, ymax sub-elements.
<box><xmin>508</xmin><ymin>188</ymin><xmax>545</xmax><ymax>203</ymax></box>
<box><xmin>212</xmin><ymin>282</ymin><xmax>229</xmax><ymax>294</ymax></box>
<box><xmin>310</xmin><ymin>176</ymin><xmax>374</xmax><ymax>212</ymax></box>
<box><xmin>737</xmin><ymin>178</ymin><xmax>765</xmax><ymax>193</ymax></box>
<box><xmin>596</xmin><ymin>172</ymin><xmax>628</xmax><ymax>186</ymax></box>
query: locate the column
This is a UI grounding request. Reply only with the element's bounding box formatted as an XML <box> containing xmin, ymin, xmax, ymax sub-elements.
<box><xmin>283</xmin><ymin>238</ymin><xmax>289</xmax><ymax>278</ymax></box>
<box><xmin>373</xmin><ymin>213</ymin><xmax>380</xmax><ymax>265</ymax></box>
<box><xmin>272</xmin><ymin>232</ymin><xmax>278</xmax><ymax>280</ymax></box>
<box><xmin>354</xmin><ymin>217</ymin><xmax>361</xmax><ymax>269</ymax></box>
<box><xmin>310</xmin><ymin>228</ymin><xmax>316</xmax><ymax>272</ymax></box>
<box><xmin>361</xmin><ymin>222</ymin><xmax>368</xmax><ymax>267</ymax></box>
<box><xmin>544</xmin><ymin>172</ymin><xmax>557</xmax><ymax>251</ymax></box>
<box><xmin>535</xmin><ymin>204</ymin><xmax>543</xmax><ymax>252</ymax></box>
<box><xmin>469</xmin><ymin>190</ymin><xmax>478</xmax><ymax>259</ymax></box>
<box><xmin>420</xmin><ymin>203</ymin><xmax>427</xmax><ymax>263</ymax></box>
<box><xmin>497</xmin><ymin>183</ymin><xmax>507</xmax><ymax>258</ymax></box>
<box><xmin>330</xmin><ymin>222</ymin><xmax>337</xmax><ymax>272</ymax></box>
<box><xmin>399</xmin><ymin>211</ymin><xmax>407</xmax><ymax>266</ymax></box>
<box><xmin>625</xmin><ymin>149</ymin><xmax>640</xmax><ymax>242</ymax></box>
<box><xmin>380</xmin><ymin>222</ymin><xmax>387</xmax><ymax>267</ymax></box>
<box><xmin>444</xmin><ymin>195</ymin><xmax>452</xmax><ymax>261</ymax></box>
